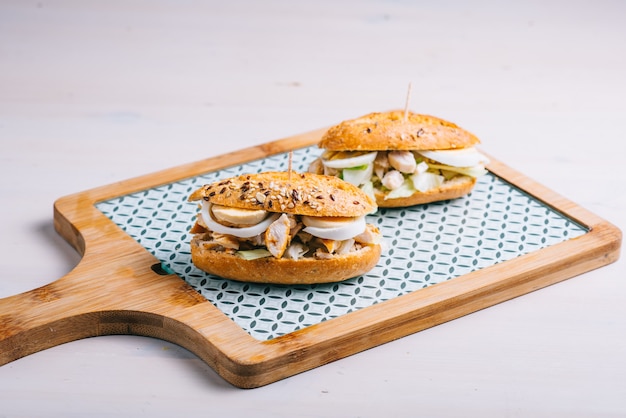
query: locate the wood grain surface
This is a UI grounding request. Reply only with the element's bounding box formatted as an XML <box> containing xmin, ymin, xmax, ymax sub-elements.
<box><xmin>0</xmin><ymin>128</ymin><xmax>621</xmax><ymax>388</ymax></box>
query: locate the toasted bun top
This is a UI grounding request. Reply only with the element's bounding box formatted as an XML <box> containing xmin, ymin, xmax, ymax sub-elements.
<box><xmin>319</xmin><ymin>110</ymin><xmax>481</xmax><ymax>151</ymax></box>
<box><xmin>189</xmin><ymin>171</ymin><xmax>375</xmax><ymax>217</ymax></box>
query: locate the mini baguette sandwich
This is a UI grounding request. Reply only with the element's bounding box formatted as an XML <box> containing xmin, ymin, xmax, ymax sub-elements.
<box><xmin>308</xmin><ymin>110</ymin><xmax>490</xmax><ymax>207</ymax></box>
<box><xmin>188</xmin><ymin>171</ymin><xmax>382</xmax><ymax>284</ymax></box>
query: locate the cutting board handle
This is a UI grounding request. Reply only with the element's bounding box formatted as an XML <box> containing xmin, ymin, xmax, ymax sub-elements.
<box><xmin>0</xmin><ymin>188</ymin><xmax>238</xmax><ymax>369</ymax></box>
<box><xmin>0</xmin><ymin>246</ymin><xmax>216</xmax><ymax>367</ymax></box>
<box><xmin>0</xmin><ymin>270</ymin><xmax>101</xmax><ymax>364</ymax></box>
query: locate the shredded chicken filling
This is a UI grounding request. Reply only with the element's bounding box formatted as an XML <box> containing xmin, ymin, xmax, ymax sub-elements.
<box><xmin>314</xmin><ymin>150</ymin><xmax>463</xmax><ymax>192</ymax></box>
<box><xmin>193</xmin><ymin>213</ymin><xmax>380</xmax><ymax>260</ymax></box>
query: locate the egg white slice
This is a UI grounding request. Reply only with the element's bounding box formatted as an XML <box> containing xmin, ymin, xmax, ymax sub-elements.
<box><xmin>302</xmin><ymin>216</ymin><xmax>366</xmax><ymax>241</ymax></box>
<box><xmin>322</xmin><ymin>151</ymin><xmax>378</xmax><ymax>169</ymax></box>
<box><xmin>418</xmin><ymin>147</ymin><xmax>489</xmax><ymax>167</ymax></box>
<box><xmin>201</xmin><ymin>201</ymin><xmax>280</xmax><ymax>238</ymax></box>
<box><xmin>341</xmin><ymin>162</ymin><xmax>374</xmax><ymax>186</ymax></box>
<box><xmin>301</xmin><ymin>215</ymin><xmax>360</xmax><ymax>229</ymax></box>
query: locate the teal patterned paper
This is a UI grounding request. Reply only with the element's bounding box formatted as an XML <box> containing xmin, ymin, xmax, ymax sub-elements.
<box><xmin>96</xmin><ymin>147</ymin><xmax>588</xmax><ymax>341</ymax></box>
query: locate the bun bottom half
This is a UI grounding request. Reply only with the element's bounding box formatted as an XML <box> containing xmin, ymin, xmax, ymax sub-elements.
<box><xmin>375</xmin><ymin>176</ymin><xmax>477</xmax><ymax>208</ymax></box>
<box><xmin>190</xmin><ymin>237</ymin><xmax>382</xmax><ymax>284</ymax></box>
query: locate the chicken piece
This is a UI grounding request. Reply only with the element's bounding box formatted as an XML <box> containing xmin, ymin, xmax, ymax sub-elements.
<box><xmin>284</xmin><ymin>242</ymin><xmax>309</xmax><ymax>260</ymax></box>
<box><xmin>354</xmin><ymin>224</ymin><xmax>381</xmax><ymax>245</ymax></box>
<box><xmin>241</xmin><ymin>233</ymin><xmax>265</xmax><ymax>247</ymax></box>
<box><xmin>199</xmin><ymin>232</ymin><xmax>240</xmax><ymax>252</ymax></box>
<box><xmin>335</xmin><ymin>238</ymin><xmax>355</xmax><ymax>255</ymax></box>
<box><xmin>298</xmin><ymin>230</ymin><xmax>314</xmax><ymax>244</ymax></box>
<box><xmin>265</xmin><ymin>213</ymin><xmax>291</xmax><ymax>258</ymax></box>
<box><xmin>319</xmin><ymin>238</ymin><xmax>339</xmax><ymax>253</ymax></box>
<box><xmin>314</xmin><ymin>248</ymin><xmax>334</xmax><ymax>260</ymax></box>
<box><xmin>324</xmin><ymin>166</ymin><xmax>339</xmax><ymax>177</ymax></box>
<box><xmin>374</xmin><ymin>152</ymin><xmax>390</xmax><ymax>180</ymax></box>
<box><xmin>287</xmin><ymin>214</ymin><xmax>303</xmax><ymax>236</ymax></box>
<box><xmin>308</xmin><ymin>158</ymin><xmax>324</xmax><ymax>175</ymax></box>
<box><xmin>189</xmin><ymin>220</ymin><xmax>207</xmax><ymax>234</ymax></box>
<box><xmin>381</xmin><ymin>170</ymin><xmax>405</xmax><ymax>190</ymax></box>
<box><xmin>388</xmin><ymin>150</ymin><xmax>417</xmax><ymax>173</ymax></box>
<box><xmin>212</xmin><ymin>233</ymin><xmax>240</xmax><ymax>250</ymax></box>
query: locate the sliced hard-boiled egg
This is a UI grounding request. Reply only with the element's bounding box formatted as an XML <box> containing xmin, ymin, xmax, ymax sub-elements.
<box><xmin>428</xmin><ymin>163</ymin><xmax>488</xmax><ymax>178</ymax></box>
<box><xmin>211</xmin><ymin>204</ymin><xmax>269</xmax><ymax>226</ymax></box>
<box><xmin>301</xmin><ymin>215</ymin><xmax>366</xmax><ymax>241</ymax></box>
<box><xmin>341</xmin><ymin>162</ymin><xmax>374</xmax><ymax>186</ymax></box>
<box><xmin>322</xmin><ymin>151</ymin><xmax>378</xmax><ymax>169</ymax></box>
<box><xmin>301</xmin><ymin>215</ymin><xmax>360</xmax><ymax>229</ymax></box>
<box><xmin>201</xmin><ymin>201</ymin><xmax>280</xmax><ymax>238</ymax></box>
<box><xmin>418</xmin><ymin>147</ymin><xmax>489</xmax><ymax>168</ymax></box>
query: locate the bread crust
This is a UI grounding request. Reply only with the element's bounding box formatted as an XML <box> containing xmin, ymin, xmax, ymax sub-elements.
<box><xmin>374</xmin><ymin>175</ymin><xmax>476</xmax><ymax>207</ymax></box>
<box><xmin>189</xmin><ymin>171</ymin><xmax>375</xmax><ymax>217</ymax></box>
<box><xmin>319</xmin><ymin>110</ymin><xmax>480</xmax><ymax>151</ymax></box>
<box><xmin>190</xmin><ymin>237</ymin><xmax>382</xmax><ymax>284</ymax></box>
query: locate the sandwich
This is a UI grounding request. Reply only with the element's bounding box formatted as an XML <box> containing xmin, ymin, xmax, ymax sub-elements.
<box><xmin>188</xmin><ymin>171</ymin><xmax>382</xmax><ymax>284</ymax></box>
<box><xmin>308</xmin><ymin>110</ymin><xmax>490</xmax><ymax>207</ymax></box>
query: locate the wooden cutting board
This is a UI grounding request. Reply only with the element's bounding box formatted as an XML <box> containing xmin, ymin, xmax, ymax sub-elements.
<box><xmin>0</xmin><ymin>127</ymin><xmax>621</xmax><ymax>388</ymax></box>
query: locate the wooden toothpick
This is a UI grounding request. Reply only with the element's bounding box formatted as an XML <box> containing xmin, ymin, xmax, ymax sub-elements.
<box><xmin>403</xmin><ymin>82</ymin><xmax>413</xmax><ymax>122</ymax></box>
<box><xmin>288</xmin><ymin>150</ymin><xmax>293</xmax><ymax>180</ymax></box>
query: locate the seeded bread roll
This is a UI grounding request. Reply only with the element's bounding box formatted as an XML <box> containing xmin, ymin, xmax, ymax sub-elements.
<box><xmin>311</xmin><ymin>110</ymin><xmax>488</xmax><ymax>208</ymax></box>
<box><xmin>188</xmin><ymin>171</ymin><xmax>375</xmax><ymax>217</ymax></box>
<box><xmin>319</xmin><ymin>110</ymin><xmax>480</xmax><ymax>151</ymax></box>
<box><xmin>188</xmin><ymin>171</ymin><xmax>382</xmax><ymax>284</ymax></box>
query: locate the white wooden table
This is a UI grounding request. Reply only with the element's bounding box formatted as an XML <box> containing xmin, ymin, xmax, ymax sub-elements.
<box><xmin>1</xmin><ymin>1</ymin><xmax>624</xmax><ymax>416</ymax></box>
